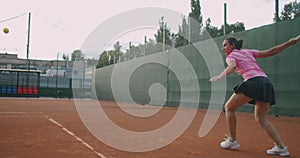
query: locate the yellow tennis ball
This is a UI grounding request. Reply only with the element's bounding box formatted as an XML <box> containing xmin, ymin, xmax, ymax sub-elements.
<box><xmin>3</xmin><ymin>27</ymin><xmax>9</xmax><ymax>34</ymax></box>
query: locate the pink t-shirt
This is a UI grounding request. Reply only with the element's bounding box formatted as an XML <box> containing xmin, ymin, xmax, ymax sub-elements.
<box><xmin>226</xmin><ymin>49</ymin><xmax>268</xmax><ymax>81</ymax></box>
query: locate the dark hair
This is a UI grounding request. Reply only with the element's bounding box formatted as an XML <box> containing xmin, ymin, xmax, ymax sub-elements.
<box><xmin>226</xmin><ymin>37</ymin><xmax>243</xmax><ymax>50</ymax></box>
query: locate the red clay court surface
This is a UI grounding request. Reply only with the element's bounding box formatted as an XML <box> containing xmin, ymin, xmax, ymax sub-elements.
<box><xmin>0</xmin><ymin>98</ymin><xmax>300</xmax><ymax>158</ymax></box>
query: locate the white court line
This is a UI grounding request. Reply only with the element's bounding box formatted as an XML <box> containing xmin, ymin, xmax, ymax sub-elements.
<box><xmin>48</xmin><ymin>118</ymin><xmax>107</xmax><ymax>158</ymax></box>
<box><xmin>0</xmin><ymin>112</ymin><xmax>107</xmax><ymax>157</ymax></box>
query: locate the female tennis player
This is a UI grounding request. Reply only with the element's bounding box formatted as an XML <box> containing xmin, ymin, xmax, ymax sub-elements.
<box><xmin>209</xmin><ymin>35</ymin><xmax>300</xmax><ymax>156</ymax></box>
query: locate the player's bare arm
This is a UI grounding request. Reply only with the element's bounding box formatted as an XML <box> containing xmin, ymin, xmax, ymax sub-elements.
<box><xmin>257</xmin><ymin>35</ymin><xmax>300</xmax><ymax>58</ymax></box>
<box><xmin>209</xmin><ymin>61</ymin><xmax>236</xmax><ymax>82</ymax></box>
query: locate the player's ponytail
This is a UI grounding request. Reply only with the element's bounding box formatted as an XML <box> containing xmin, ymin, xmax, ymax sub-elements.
<box><xmin>236</xmin><ymin>39</ymin><xmax>243</xmax><ymax>50</ymax></box>
<box><xmin>226</xmin><ymin>37</ymin><xmax>243</xmax><ymax>50</ymax></box>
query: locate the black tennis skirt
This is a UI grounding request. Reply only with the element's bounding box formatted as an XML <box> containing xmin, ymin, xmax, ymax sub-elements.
<box><xmin>233</xmin><ymin>76</ymin><xmax>276</xmax><ymax>105</ymax></box>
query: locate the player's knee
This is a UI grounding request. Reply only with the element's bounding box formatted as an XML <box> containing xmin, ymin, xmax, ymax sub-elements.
<box><xmin>255</xmin><ymin>116</ymin><xmax>261</xmax><ymax>124</ymax></box>
<box><xmin>255</xmin><ymin>116</ymin><xmax>267</xmax><ymax>128</ymax></box>
<box><xmin>224</xmin><ymin>103</ymin><xmax>235</xmax><ymax>112</ymax></box>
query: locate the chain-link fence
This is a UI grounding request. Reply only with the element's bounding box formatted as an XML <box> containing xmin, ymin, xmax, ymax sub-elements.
<box><xmin>39</xmin><ymin>76</ymin><xmax>92</xmax><ymax>98</ymax></box>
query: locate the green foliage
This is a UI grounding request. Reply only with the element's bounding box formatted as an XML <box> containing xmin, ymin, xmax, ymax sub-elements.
<box><xmin>188</xmin><ymin>0</ymin><xmax>203</xmax><ymax>42</ymax></box>
<box><xmin>95</xmin><ymin>0</ymin><xmax>246</xmax><ymax>68</ymax></box>
<box><xmin>176</xmin><ymin>16</ymin><xmax>189</xmax><ymax>47</ymax></box>
<box><xmin>86</xmin><ymin>58</ymin><xmax>98</xmax><ymax>68</ymax></box>
<box><xmin>71</xmin><ymin>50</ymin><xmax>84</xmax><ymax>61</ymax></box>
<box><xmin>81</xmin><ymin>0</ymin><xmax>300</xmax><ymax>69</ymax></box>
<box><xmin>204</xmin><ymin>18</ymin><xmax>220</xmax><ymax>38</ymax></box>
<box><xmin>154</xmin><ymin>17</ymin><xmax>173</xmax><ymax>51</ymax></box>
<box><xmin>220</xmin><ymin>22</ymin><xmax>245</xmax><ymax>35</ymax></box>
<box><xmin>96</xmin><ymin>41</ymin><xmax>124</xmax><ymax>68</ymax></box>
<box><xmin>96</xmin><ymin>51</ymin><xmax>110</xmax><ymax>68</ymax></box>
<box><xmin>279</xmin><ymin>1</ymin><xmax>300</xmax><ymax>21</ymax></box>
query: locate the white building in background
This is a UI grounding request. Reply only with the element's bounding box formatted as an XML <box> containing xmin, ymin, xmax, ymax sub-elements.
<box><xmin>44</xmin><ymin>69</ymin><xmax>65</xmax><ymax>77</ymax></box>
<box><xmin>0</xmin><ymin>52</ymin><xmax>95</xmax><ymax>90</ymax></box>
<box><xmin>0</xmin><ymin>52</ymin><xmax>73</xmax><ymax>73</ymax></box>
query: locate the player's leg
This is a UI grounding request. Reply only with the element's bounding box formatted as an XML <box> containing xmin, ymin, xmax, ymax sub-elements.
<box><xmin>220</xmin><ymin>92</ymin><xmax>252</xmax><ymax>149</ymax></box>
<box><xmin>225</xmin><ymin>92</ymin><xmax>252</xmax><ymax>140</ymax></box>
<box><xmin>254</xmin><ymin>101</ymin><xmax>289</xmax><ymax>156</ymax></box>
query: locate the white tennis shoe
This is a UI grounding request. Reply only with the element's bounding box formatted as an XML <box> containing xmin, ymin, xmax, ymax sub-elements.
<box><xmin>220</xmin><ymin>137</ymin><xmax>240</xmax><ymax>149</ymax></box>
<box><xmin>266</xmin><ymin>144</ymin><xmax>290</xmax><ymax>157</ymax></box>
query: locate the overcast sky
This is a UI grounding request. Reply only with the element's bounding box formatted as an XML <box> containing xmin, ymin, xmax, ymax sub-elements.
<box><xmin>0</xmin><ymin>0</ymin><xmax>294</xmax><ymax>60</ymax></box>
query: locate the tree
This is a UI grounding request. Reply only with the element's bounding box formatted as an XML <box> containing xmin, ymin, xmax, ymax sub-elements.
<box><xmin>61</xmin><ymin>53</ymin><xmax>71</xmax><ymax>69</ymax></box>
<box><xmin>218</xmin><ymin>22</ymin><xmax>245</xmax><ymax>36</ymax></box>
<box><xmin>154</xmin><ymin>17</ymin><xmax>173</xmax><ymax>51</ymax></box>
<box><xmin>96</xmin><ymin>41</ymin><xmax>124</xmax><ymax>68</ymax></box>
<box><xmin>143</xmin><ymin>38</ymin><xmax>161</xmax><ymax>55</ymax></box>
<box><xmin>203</xmin><ymin>18</ymin><xmax>245</xmax><ymax>38</ymax></box>
<box><xmin>86</xmin><ymin>58</ymin><xmax>98</xmax><ymax>68</ymax></box>
<box><xmin>229</xmin><ymin>22</ymin><xmax>245</xmax><ymax>33</ymax></box>
<box><xmin>113</xmin><ymin>41</ymin><xmax>122</xmax><ymax>63</ymax></box>
<box><xmin>279</xmin><ymin>1</ymin><xmax>300</xmax><ymax>21</ymax></box>
<box><xmin>71</xmin><ymin>49</ymin><xmax>84</xmax><ymax>61</ymax></box>
<box><xmin>188</xmin><ymin>0</ymin><xmax>203</xmax><ymax>42</ymax></box>
<box><xmin>96</xmin><ymin>51</ymin><xmax>109</xmax><ymax>68</ymax></box>
<box><xmin>204</xmin><ymin>18</ymin><xmax>220</xmax><ymax>38</ymax></box>
<box><xmin>175</xmin><ymin>16</ymin><xmax>189</xmax><ymax>47</ymax></box>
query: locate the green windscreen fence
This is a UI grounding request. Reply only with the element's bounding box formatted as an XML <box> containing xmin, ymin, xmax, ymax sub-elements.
<box><xmin>95</xmin><ymin>18</ymin><xmax>300</xmax><ymax>116</ymax></box>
